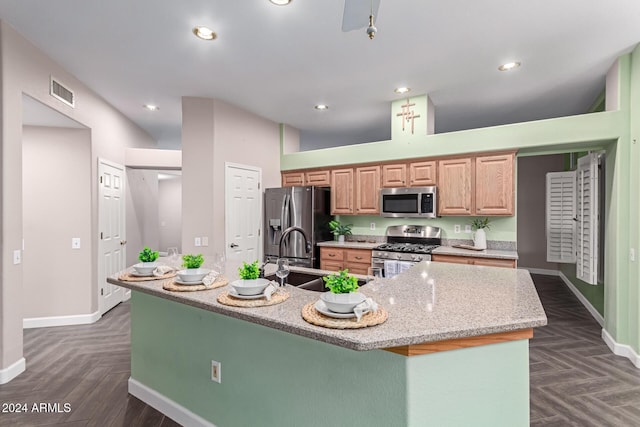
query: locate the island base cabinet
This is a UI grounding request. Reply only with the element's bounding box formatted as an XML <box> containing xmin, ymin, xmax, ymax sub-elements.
<box><xmin>129</xmin><ymin>291</ymin><xmax>531</xmax><ymax>427</ymax></box>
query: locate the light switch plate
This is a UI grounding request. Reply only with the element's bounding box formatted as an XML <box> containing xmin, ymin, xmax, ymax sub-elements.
<box><xmin>370</xmin><ymin>222</ymin><xmax>376</xmax><ymax>230</ymax></box>
<box><xmin>211</xmin><ymin>360</ymin><xmax>221</xmax><ymax>383</ymax></box>
<box><xmin>195</xmin><ymin>237</ymin><xmax>202</xmax><ymax>247</ymax></box>
<box><xmin>202</xmin><ymin>236</ymin><xmax>209</xmax><ymax>246</ymax></box>
<box><xmin>465</xmin><ymin>225</ymin><xmax>472</xmax><ymax>234</ymax></box>
<box><xmin>72</xmin><ymin>238</ymin><xmax>81</xmax><ymax>249</ymax></box>
<box><xmin>13</xmin><ymin>250</ymin><xmax>21</xmax><ymax>265</ymax></box>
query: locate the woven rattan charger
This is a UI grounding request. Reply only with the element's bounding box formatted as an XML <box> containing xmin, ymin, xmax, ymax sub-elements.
<box><xmin>301</xmin><ymin>302</ymin><xmax>388</xmax><ymax>329</ymax></box>
<box><xmin>163</xmin><ymin>275</ymin><xmax>228</xmax><ymax>292</ymax></box>
<box><xmin>217</xmin><ymin>289</ymin><xmax>289</xmax><ymax>307</ymax></box>
<box><xmin>118</xmin><ymin>271</ymin><xmax>176</xmax><ymax>282</ymax></box>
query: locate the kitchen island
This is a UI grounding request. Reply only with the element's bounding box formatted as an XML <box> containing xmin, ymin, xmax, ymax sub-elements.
<box><xmin>109</xmin><ymin>260</ymin><xmax>546</xmax><ymax>427</ymax></box>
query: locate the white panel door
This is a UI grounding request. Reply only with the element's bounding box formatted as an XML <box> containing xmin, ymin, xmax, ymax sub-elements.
<box><xmin>98</xmin><ymin>159</ymin><xmax>126</xmax><ymax>315</ymax></box>
<box><xmin>224</xmin><ymin>163</ymin><xmax>262</xmax><ymax>263</ymax></box>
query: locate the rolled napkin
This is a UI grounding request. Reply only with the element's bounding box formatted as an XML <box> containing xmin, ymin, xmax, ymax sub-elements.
<box><xmin>263</xmin><ymin>281</ymin><xmax>278</xmax><ymax>301</ymax></box>
<box><xmin>202</xmin><ymin>273</ymin><xmax>218</xmax><ymax>286</ymax></box>
<box><xmin>353</xmin><ymin>298</ymin><xmax>378</xmax><ymax>322</ymax></box>
<box><xmin>153</xmin><ymin>265</ymin><xmax>176</xmax><ymax>277</ymax></box>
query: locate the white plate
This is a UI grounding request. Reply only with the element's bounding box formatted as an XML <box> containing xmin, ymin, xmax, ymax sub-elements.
<box><xmin>229</xmin><ymin>289</ymin><xmax>265</xmax><ymax>300</ymax></box>
<box><xmin>130</xmin><ymin>271</ymin><xmax>153</xmax><ymax>277</ymax></box>
<box><xmin>175</xmin><ymin>278</ymin><xmax>203</xmax><ymax>285</ymax></box>
<box><xmin>314</xmin><ymin>300</ymin><xmax>356</xmax><ymax>319</ymax></box>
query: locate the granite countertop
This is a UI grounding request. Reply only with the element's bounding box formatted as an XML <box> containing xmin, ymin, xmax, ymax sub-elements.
<box><xmin>432</xmin><ymin>246</ymin><xmax>519</xmax><ymax>260</ymax></box>
<box><xmin>108</xmin><ymin>259</ymin><xmax>545</xmax><ymax>351</ymax></box>
<box><xmin>317</xmin><ymin>240</ymin><xmax>380</xmax><ymax>250</ymax></box>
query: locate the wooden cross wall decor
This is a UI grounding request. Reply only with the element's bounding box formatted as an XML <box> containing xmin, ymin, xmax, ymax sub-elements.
<box><xmin>396</xmin><ymin>98</ymin><xmax>421</xmax><ymax>134</ymax></box>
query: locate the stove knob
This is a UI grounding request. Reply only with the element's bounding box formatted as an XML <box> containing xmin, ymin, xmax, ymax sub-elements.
<box><xmin>413</xmin><ymin>255</ymin><xmax>423</xmax><ymax>262</ymax></box>
<box><xmin>395</xmin><ymin>253</ymin><xmax>402</xmax><ymax>260</ymax></box>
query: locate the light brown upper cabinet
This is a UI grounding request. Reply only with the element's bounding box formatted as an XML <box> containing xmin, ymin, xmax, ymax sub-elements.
<box><xmin>409</xmin><ymin>160</ymin><xmax>437</xmax><ymax>187</ymax></box>
<box><xmin>282</xmin><ymin>171</ymin><xmax>305</xmax><ymax>187</ymax></box>
<box><xmin>381</xmin><ymin>164</ymin><xmax>407</xmax><ymax>187</ymax></box>
<box><xmin>475</xmin><ymin>153</ymin><xmax>515</xmax><ymax>215</ymax></box>
<box><xmin>438</xmin><ymin>158</ymin><xmax>473</xmax><ymax>215</ymax></box>
<box><xmin>305</xmin><ymin>170</ymin><xmax>331</xmax><ymax>186</ymax></box>
<box><xmin>355</xmin><ymin>166</ymin><xmax>380</xmax><ymax>215</ymax></box>
<box><xmin>331</xmin><ymin>168</ymin><xmax>354</xmax><ymax>214</ymax></box>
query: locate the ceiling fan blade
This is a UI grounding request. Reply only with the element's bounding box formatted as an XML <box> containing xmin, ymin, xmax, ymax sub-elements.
<box><xmin>342</xmin><ymin>0</ymin><xmax>381</xmax><ymax>32</ymax></box>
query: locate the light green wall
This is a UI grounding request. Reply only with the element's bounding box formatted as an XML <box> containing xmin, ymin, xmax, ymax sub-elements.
<box><xmin>560</xmin><ymin>264</ymin><xmax>605</xmax><ymax>316</ymax></box>
<box><xmin>131</xmin><ymin>291</ymin><xmax>531</xmax><ymax>427</ymax></box>
<box><xmin>339</xmin><ymin>215</ymin><xmax>516</xmax><ymax>242</ymax></box>
<box><xmin>280</xmin><ymin>49</ymin><xmax>640</xmax><ymax>357</ymax></box>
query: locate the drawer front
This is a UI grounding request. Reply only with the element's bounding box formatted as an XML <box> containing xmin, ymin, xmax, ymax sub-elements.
<box><xmin>320</xmin><ymin>247</ymin><xmax>344</xmax><ymax>261</ymax></box>
<box><xmin>345</xmin><ymin>249</ymin><xmax>372</xmax><ymax>264</ymax></box>
<box><xmin>344</xmin><ymin>262</ymin><xmax>370</xmax><ymax>276</ymax></box>
<box><xmin>472</xmin><ymin>257</ymin><xmax>516</xmax><ymax>268</ymax></box>
<box><xmin>431</xmin><ymin>254</ymin><xmax>473</xmax><ymax>265</ymax></box>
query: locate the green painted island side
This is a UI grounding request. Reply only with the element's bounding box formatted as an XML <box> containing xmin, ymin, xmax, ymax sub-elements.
<box><xmin>131</xmin><ymin>291</ymin><xmax>531</xmax><ymax>427</ymax></box>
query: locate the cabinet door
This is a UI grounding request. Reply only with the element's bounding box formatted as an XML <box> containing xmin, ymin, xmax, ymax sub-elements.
<box><xmin>344</xmin><ymin>263</ymin><xmax>370</xmax><ymax>275</ymax></box>
<box><xmin>345</xmin><ymin>249</ymin><xmax>372</xmax><ymax>265</ymax></box>
<box><xmin>475</xmin><ymin>153</ymin><xmax>514</xmax><ymax>216</ymax></box>
<box><xmin>305</xmin><ymin>170</ymin><xmax>331</xmax><ymax>186</ymax></box>
<box><xmin>409</xmin><ymin>161</ymin><xmax>437</xmax><ymax>186</ymax></box>
<box><xmin>320</xmin><ymin>247</ymin><xmax>344</xmax><ymax>262</ymax></box>
<box><xmin>381</xmin><ymin>164</ymin><xmax>407</xmax><ymax>188</ymax></box>
<box><xmin>282</xmin><ymin>172</ymin><xmax>305</xmax><ymax>187</ymax></box>
<box><xmin>355</xmin><ymin>166</ymin><xmax>380</xmax><ymax>214</ymax></box>
<box><xmin>438</xmin><ymin>158</ymin><xmax>473</xmax><ymax>215</ymax></box>
<box><xmin>331</xmin><ymin>168</ymin><xmax>354</xmax><ymax>215</ymax></box>
<box><xmin>320</xmin><ymin>260</ymin><xmax>343</xmax><ymax>272</ymax></box>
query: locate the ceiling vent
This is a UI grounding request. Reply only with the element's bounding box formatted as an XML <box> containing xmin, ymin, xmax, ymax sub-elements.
<box><xmin>50</xmin><ymin>76</ymin><xmax>75</xmax><ymax>108</ymax></box>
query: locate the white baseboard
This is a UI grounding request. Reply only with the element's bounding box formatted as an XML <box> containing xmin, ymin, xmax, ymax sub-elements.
<box><xmin>558</xmin><ymin>271</ymin><xmax>605</xmax><ymax>327</ymax></box>
<box><xmin>520</xmin><ymin>267</ymin><xmax>559</xmax><ymax>276</ymax></box>
<box><xmin>23</xmin><ymin>311</ymin><xmax>101</xmax><ymax>329</ymax></box>
<box><xmin>602</xmin><ymin>329</ymin><xmax>640</xmax><ymax>369</ymax></box>
<box><xmin>128</xmin><ymin>378</ymin><xmax>216</xmax><ymax>427</ymax></box>
<box><xmin>0</xmin><ymin>357</ymin><xmax>26</xmax><ymax>384</ymax></box>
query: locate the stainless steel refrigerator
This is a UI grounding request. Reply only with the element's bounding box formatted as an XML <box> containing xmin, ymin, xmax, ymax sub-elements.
<box><xmin>263</xmin><ymin>186</ymin><xmax>331</xmax><ymax>268</ymax></box>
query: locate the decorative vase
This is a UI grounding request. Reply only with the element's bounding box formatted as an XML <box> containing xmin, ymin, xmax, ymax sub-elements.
<box><xmin>338</xmin><ymin>235</ymin><xmax>345</xmax><ymax>243</ymax></box>
<box><xmin>473</xmin><ymin>228</ymin><xmax>487</xmax><ymax>250</ymax></box>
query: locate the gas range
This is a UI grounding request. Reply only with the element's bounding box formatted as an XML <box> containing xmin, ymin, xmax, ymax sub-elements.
<box><xmin>372</xmin><ymin>225</ymin><xmax>442</xmax><ymax>276</ymax></box>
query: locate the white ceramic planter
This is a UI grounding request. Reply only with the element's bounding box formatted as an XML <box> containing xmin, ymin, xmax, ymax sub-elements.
<box><xmin>473</xmin><ymin>229</ymin><xmax>487</xmax><ymax>250</ymax></box>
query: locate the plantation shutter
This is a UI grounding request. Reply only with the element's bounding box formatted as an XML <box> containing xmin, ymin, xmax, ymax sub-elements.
<box><xmin>546</xmin><ymin>171</ymin><xmax>577</xmax><ymax>263</ymax></box>
<box><xmin>576</xmin><ymin>153</ymin><xmax>600</xmax><ymax>285</ymax></box>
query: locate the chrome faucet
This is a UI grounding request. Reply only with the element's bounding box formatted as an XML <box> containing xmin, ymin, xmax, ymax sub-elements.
<box><xmin>278</xmin><ymin>226</ymin><xmax>312</xmax><ymax>258</ymax></box>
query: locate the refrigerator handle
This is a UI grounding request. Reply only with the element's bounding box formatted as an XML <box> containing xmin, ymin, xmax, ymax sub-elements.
<box><xmin>281</xmin><ymin>194</ymin><xmax>291</xmax><ymax>254</ymax></box>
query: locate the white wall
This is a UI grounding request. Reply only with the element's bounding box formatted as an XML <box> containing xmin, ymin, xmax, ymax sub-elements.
<box><xmin>517</xmin><ymin>154</ymin><xmax>565</xmax><ymax>270</ymax></box>
<box><xmin>126</xmin><ymin>169</ymin><xmax>160</xmax><ymax>266</ymax></box>
<box><xmin>22</xmin><ymin>126</ymin><xmax>92</xmax><ymax>318</ymax></box>
<box><xmin>181</xmin><ymin>97</ymin><xmax>282</xmax><ymax>256</ymax></box>
<box><xmin>0</xmin><ymin>21</ymin><xmax>156</xmax><ymax>376</ymax></box>
<box><xmin>158</xmin><ymin>175</ymin><xmax>182</xmax><ymax>253</ymax></box>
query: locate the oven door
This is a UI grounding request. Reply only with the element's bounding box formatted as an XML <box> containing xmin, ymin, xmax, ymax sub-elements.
<box><xmin>372</xmin><ymin>256</ymin><xmax>429</xmax><ymax>278</ymax></box>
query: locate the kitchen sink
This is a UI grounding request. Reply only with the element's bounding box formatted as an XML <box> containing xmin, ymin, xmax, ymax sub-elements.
<box><xmin>264</xmin><ymin>271</ymin><xmax>367</xmax><ymax>292</ymax></box>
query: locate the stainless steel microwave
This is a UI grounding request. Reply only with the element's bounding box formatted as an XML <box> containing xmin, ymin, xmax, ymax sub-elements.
<box><xmin>380</xmin><ymin>187</ymin><xmax>437</xmax><ymax>218</ymax></box>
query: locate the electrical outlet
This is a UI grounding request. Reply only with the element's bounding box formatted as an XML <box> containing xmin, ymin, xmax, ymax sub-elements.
<box><xmin>454</xmin><ymin>225</ymin><xmax>461</xmax><ymax>234</ymax></box>
<box><xmin>202</xmin><ymin>236</ymin><xmax>209</xmax><ymax>246</ymax></box>
<box><xmin>631</xmin><ymin>248</ymin><xmax>636</xmax><ymax>262</ymax></box>
<box><xmin>195</xmin><ymin>237</ymin><xmax>202</xmax><ymax>247</ymax></box>
<box><xmin>464</xmin><ymin>225</ymin><xmax>472</xmax><ymax>234</ymax></box>
<box><xmin>370</xmin><ymin>222</ymin><xmax>376</xmax><ymax>231</ymax></box>
<box><xmin>13</xmin><ymin>250</ymin><xmax>21</xmax><ymax>265</ymax></box>
<box><xmin>72</xmin><ymin>237</ymin><xmax>81</xmax><ymax>249</ymax></box>
<box><xmin>211</xmin><ymin>360</ymin><xmax>221</xmax><ymax>383</ymax></box>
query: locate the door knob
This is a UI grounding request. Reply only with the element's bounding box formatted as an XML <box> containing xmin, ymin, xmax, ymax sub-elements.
<box><xmin>120</xmin><ymin>240</ymin><xmax>127</xmax><ymax>246</ymax></box>
<box><xmin>230</xmin><ymin>243</ymin><xmax>239</xmax><ymax>248</ymax></box>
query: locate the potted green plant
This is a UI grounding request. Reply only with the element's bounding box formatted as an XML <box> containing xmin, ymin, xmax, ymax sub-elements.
<box><xmin>470</xmin><ymin>217</ymin><xmax>490</xmax><ymax>249</ymax></box>
<box><xmin>321</xmin><ymin>269</ymin><xmax>365</xmax><ymax>313</ymax></box>
<box><xmin>329</xmin><ymin>220</ymin><xmax>353</xmax><ymax>243</ymax></box>
<box><xmin>133</xmin><ymin>246</ymin><xmax>160</xmax><ymax>275</ymax></box>
<box><xmin>177</xmin><ymin>254</ymin><xmax>209</xmax><ymax>283</ymax></box>
<box><xmin>232</xmin><ymin>260</ymin><xmax>269</xmax><ymax>296</ymax></box>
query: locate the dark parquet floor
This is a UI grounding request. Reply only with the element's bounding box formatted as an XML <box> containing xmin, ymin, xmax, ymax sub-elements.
<box><xmin>0</xmin><ymin>274</ymin><xmax>639</xmax><ymax>426</ymax></box>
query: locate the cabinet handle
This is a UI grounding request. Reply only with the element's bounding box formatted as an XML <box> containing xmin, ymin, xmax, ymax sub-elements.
<box><xmin>329</xmin><ymin>253</ymin><xmax>335</xmax><ymax>257</ymax></box>
<box><xmin>355</xmin><ymin>256</ymin><xmax>363</xmax><ymax>260</ymax></box>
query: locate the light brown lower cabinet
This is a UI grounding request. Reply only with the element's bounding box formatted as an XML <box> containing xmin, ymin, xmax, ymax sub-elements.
<box><xmin>431</xmin><ymin>254</ymin><xmax>516</xmax><ymax>268</ymax></box>
<box><xmin>320</xmin><ymin>247</ymin><xmax>372</xmax><ymax>275</ymax></box>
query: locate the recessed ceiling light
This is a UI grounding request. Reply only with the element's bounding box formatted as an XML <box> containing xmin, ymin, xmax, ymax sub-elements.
<box><xmin>314</xmin><ymin>104</ymin><xmax>329</xmax><ymax>110</ymax></box>
<box><xmin>143</xmin><ymin>104</ymin><xmax>159</xmax><ymax>111</ymax></box>
<box><xmin>498</xmin><ymin>61</ymin><xmax>521</xmax><ymax>71</ymax></box>
<box><xmin>394</xmin><ymin>87</ymin><xmax>411</xmax><ymax>94</ymax></box>
<box><xmin>269</xmin><ymin>0</ymin><xmax>292</xmax><ymax>5</ymax></box>
<box><xmin>192</xmin><ymin>26</ymin><xmax>217</xmax><ymax>41</ymax></box>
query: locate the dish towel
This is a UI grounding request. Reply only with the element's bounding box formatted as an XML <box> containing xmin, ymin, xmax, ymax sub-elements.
<box><xmin>398</xmin><ymin>261</ymin><xmax>414</xmax><ymax>274</ymax></box>
<box><xmin>354</xmin><ymin>298</ymin><xmax>378</xmax><ymax>322</ymax></box>
<box><xmin>384</xmin><ymin>260</ymin><xmax>398</xmax><ymax>278</ymax></box>
<box><xmin>153</xmin><ymin>265</ymin><xmax>175</xmax><ymax>277</ymax></box>
<box><xmin>263</xmin><ymin>282</ymin><xmax>278</xmax><ymax>301</ymax></box>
